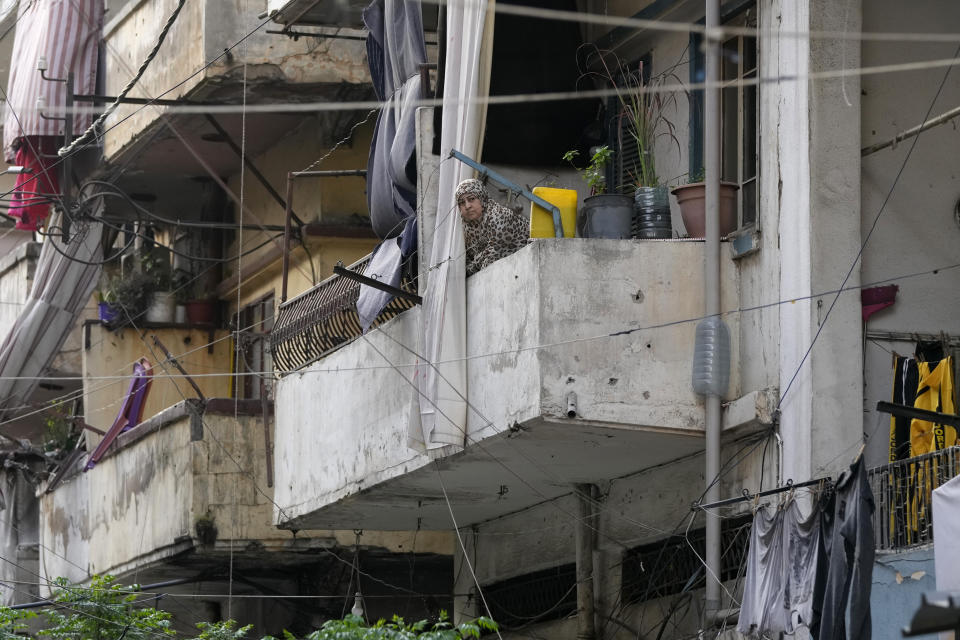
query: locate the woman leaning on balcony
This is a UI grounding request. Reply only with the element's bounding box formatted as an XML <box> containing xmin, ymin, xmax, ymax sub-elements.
<box><xmin>456</xmin><ymin>178</ymin><xmax>530</xmax><ymax>276</ymax></box>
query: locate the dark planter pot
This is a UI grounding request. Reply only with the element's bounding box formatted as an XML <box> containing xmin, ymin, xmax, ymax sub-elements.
<box><xmin>633</xmin><ymin>186</ymin><xmax>672</xmax><ymax>239</ymax></box>
<box><xmin>579</xmin><ymin>194</ymin><xmax>633</xmax><ymax>239</ymax></box>
<box><xmin>98</xmin><ymin>302</ymin><xmax>119</xmax><ymax>325</ymax></box>
<box><xmin>186</xmin><ymin>300</ymin><xmax>217</xmax><ymax>325</ymax></box>
<box><xmin>670</xmin><ymin>182</ymin><xmax>739</xmax><ymax>238</ymax></box>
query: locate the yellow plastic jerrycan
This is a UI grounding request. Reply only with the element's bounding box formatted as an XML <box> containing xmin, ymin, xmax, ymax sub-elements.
<box><xmin>529</xmin><ymin>187</ymin><xmax>578</xmax><ymax>238</ymax></box>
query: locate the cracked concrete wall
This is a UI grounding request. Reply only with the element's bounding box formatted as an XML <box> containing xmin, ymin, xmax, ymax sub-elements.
<box><xmin>871</xmin><ymin>548</ymin><xmax>935</xmax><ymax>638</ymax></box>
<box><xmin>103</xmin><ymin>0</ymin><xmax>370</xmax><ymax>159</ymax></box>
<box><xmin>41</xmin><ymin>410</ymin><xmax>450</xmax><ymax>591</ymax></box>
<box><xmin>274</xmin><ymin>239</ymin><xmax>742</xmax><ymax>526</ymax></box>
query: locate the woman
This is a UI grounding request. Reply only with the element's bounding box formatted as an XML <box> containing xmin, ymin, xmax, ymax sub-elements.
<box><xmin>455</xmin><ymin>178</ymin><xmax>529</xmax><ymax>276</ymax></box>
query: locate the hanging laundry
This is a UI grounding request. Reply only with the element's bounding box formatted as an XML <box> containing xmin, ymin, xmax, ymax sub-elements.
<box><xmin>7</xmin><ymin>136</ymin><xmax>60</xmax><ymax>231</ymax></box>
<box><xmin>812</xmin><ymin>455</ymin><xmax>875</xmax><ymax>640</ymax></box>
<box><xmin>889</xmin><ymin>355</ymin><xmax>919</xmax><ymax>462</ymax></box>
<box><xmin>738</xmin><ymin>497</ymin><xmax>821</xmax><ymax>637</ymax></box>
<box><xmin>909</xmin><ymin>355</ymin><xmax>956</xmax><ymax>456</ymax></box>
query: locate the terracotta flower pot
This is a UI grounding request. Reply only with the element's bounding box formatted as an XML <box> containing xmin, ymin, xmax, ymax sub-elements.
<box><xmin>670</xmin><ymin>182</ymin><xmax>739</xmax><ymax>238</ymax></box>
<box><xmin>186</xmin><ymin>300</ymin><xmax>217</xmax><ymax>325</ymax></box>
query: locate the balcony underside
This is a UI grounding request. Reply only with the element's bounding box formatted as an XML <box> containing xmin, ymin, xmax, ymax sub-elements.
<box><xmin>280</xmin><ymin>415</ymin><xmax>707</xmax><ymax>531</ymax></box>
<box><xmin>104</xmin><ymin>82</ymin><xmax>373</xmax><ymax>179</ymax></box>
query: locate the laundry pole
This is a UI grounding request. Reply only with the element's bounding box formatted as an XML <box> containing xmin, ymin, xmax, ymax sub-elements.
<box><xmin>703</xmin><ymin>0</ymin><xmax>723</xmax><ymax>624</ymax></box>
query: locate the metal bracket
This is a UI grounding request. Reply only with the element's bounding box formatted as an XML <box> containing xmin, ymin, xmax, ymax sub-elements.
<box><xmin>333</xmin><ymin>264</ymin><xmax>422</xmax><ymax>305</ymax></box>
<box><xmin>876</xmin><ymin>401</ymin><xmax>960</xmax><ymax>428</ymax></box>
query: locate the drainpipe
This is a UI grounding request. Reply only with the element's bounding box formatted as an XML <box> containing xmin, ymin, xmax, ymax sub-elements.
<box><xmin>575</xmin><ymin>483</ymin><xmax>597</xmax><ymax>640</ymax></box>
<box><xmin>703</xmin><ymin>0</ymin><xmax>722</xmax><ymax>625</ymax></box>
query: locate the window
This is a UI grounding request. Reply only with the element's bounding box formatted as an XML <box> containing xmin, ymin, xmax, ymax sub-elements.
<box><xmin>481</xmin><ymin>563</ymin><xmax>577</xmax><ymax>629</ymax></box>
<box><xmin>621</xmin><ymin>514</ymin><xmax>751</xmax><ymax>604</ymax></box>
<box><xmin>233</xmin><ymin>293</ymin><xmax>274</xmax><ymax>401</ymax></box>
<box><xmin>721</xmin><ymin>9</ymin><xmax>758</xmax><ymax>228</ymax></box>
<box><xmin>690</xmin><ymin>2</ymin><xmax>759</xmax><ymax>230</ymax></box>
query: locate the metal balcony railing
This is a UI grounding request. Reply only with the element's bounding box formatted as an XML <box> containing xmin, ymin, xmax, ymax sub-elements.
<box><xmin>868</xmin><ymin>446</ymin><xmax>960</xmax><ymax>551</ymax></box>
<box><xmin>270</xmin><ymin>253</ymin><xmax>416</xmax><ymax>374</ymax></box>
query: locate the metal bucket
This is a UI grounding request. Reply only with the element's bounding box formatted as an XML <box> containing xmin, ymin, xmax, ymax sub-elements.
<box><xmin>633</xmin><ymin>186</ymin><xmax>672</xmax><ymax>239</ymax></box>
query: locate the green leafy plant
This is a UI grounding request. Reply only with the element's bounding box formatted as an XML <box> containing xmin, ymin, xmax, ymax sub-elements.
<box><xmin>141</xmin><ymin>249</ymin><xmax>172</xmax><ymax>291</ymax></box>
<box><xmin>42</xmin><ymin>402</ymin><xmax>78</xmax><ymax>455</ymax></box>
<box><xmin>194</xmin><ymin>620</ymin><xmax>254</xmax><ymax>640</ymax></box>
<box><xmin>304</xmin><ymin>612</ymin><xmax>497</xmax><ymax>640</ymax></box>
<box><xmin>0</xmin><ymin>605</ymin><xmax>35</xmax><ymax>640</ymax></box>
<box><xmin>39</xmin><ymin>574</ymin><xmax>175</xmax><ymax>640</ymax></box>
<box><xmin>577</xmin><ymin>44</ymin><xmax>686</xmax><ymax>189</ymax></box>
<box><xmin>563</xmin><ymin>145</ymin><xmax>613</xmax><ymax>195</ymax></box>
<box><xmin>101</xmin><ymin>271</ymin><xmax>154</xmax><ymax>323</ymax></box>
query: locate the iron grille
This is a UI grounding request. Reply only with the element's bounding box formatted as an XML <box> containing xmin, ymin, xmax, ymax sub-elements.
<box><xmin>482</xmin><ymin>563</ymin><xmax>577</xmax><ymax>629</ymax></box>
<box><xmin>621</xmin><ymin>515</ymin><xmax>751</xmax><ymax>604</ymax></box>
<box><xmin>868</xmin><ymin>446</ymin><xmax>960</xmax><ymax>551</ymax></box>
<box><xmin>271</xmin><ymin>253</ymin><xmax>417</xmax><ymax>374</ymax></box>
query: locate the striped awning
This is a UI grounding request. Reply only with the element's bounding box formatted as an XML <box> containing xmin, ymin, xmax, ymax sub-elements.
<box><xmin>2</xmin><ymin>0</ymin><xmax>102</xmax><ymax>161</ymax></box>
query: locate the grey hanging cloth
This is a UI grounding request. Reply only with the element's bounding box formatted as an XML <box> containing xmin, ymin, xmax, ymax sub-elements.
<box><xmin>738</xmin><ymin>497</ymin><xmax>821</xmax><ymax>637</ymax></box>
<box><xmin>812</xmin><ymin>455</ymin><xmax>876</xmax><ymax>640</ymax></box>
<box><xmin>364</xmin><ymin>0</ymin><xmax>426</xmax><ymax>239</ymax></box>
<box><xmin>358</xmin><ymin>217</ymin><xmax>417</xmax><ymax>332</ymax></box>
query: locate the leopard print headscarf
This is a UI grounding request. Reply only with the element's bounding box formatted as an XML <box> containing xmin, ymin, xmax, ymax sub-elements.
<box><xmin>454</xmin><ymin>178</ymin><xmax>489</xmax><ymax>211</ymax></box>
<box><xmin>454</xmin><ymin>178</ymin><xmax>530</xmax><ymax>276</ymax></box>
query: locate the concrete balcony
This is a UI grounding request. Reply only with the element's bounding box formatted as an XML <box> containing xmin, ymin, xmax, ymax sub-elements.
<box><xmin>40</xmin><ymin>400</ymin><xmax>284</xmax><ymax>584</ymax></box>
<box><xmin>102</xmin><ymin>0</ymin><xmax>371</xmax><ymax>178</ymax></box>
<box><xmin>273</xmin><ymin>238</ymin><xmax>774</xmax><ymax>531</ymax></box>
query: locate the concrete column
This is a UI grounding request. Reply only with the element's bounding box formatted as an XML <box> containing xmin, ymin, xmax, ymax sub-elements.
<box><xmin>775</xmin><ymin>0</ymin><xmax>863</xmax><ymax>482</ymax></box>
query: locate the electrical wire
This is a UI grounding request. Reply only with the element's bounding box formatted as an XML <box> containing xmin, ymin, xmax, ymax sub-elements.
<box><xmin>58</xmin><ymin>0</ymin><xmax>186</xmax><ymax>157</ymax></box>
<box><xmin>776</xmin><ymin>41</ymin><xmax>960</xmax><ymax>412</ymax></box>
<box><xmin>0</xmin><ymin>6</ymin><xmax>955</xmax><ymax>625</ymax></box>
<box><xmin>0</xmin><ymin>250</ymin><xmax>951</xmax><ymax>404</ymax></box>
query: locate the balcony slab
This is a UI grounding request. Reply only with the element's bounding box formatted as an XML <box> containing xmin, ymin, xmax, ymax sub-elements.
<box><xmin>274</xmin><ymin>239</ymin><xmax>767</xmax><ymax>530</ymax></box>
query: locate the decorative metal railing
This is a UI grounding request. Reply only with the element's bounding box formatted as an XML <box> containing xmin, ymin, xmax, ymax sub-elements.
<box><xmin>868</xmin><ymin>446</ymin><xmax>960</xmax><ymax>550</ymax></box>
<box><xmin>270</xmin><ymin>254</ymin><xmax>416</xmax><ymax>374</ymax></box>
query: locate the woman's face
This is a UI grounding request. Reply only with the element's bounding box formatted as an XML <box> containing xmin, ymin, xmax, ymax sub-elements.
<box><xmin>458</xmin><ymin>194</ymin><xmax>483</xmax><ymax>222</ymax></box>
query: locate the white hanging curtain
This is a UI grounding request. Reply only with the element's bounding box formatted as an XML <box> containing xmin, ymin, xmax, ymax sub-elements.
<box><xmin>0</xmin><ymin>204</ymin><xmax>103</xmax><ymax>425</ymax></box>
<box><xmin>413</xmin><ymin>0</ymin><xmax>495</xmax><ymax>450</ymax></box>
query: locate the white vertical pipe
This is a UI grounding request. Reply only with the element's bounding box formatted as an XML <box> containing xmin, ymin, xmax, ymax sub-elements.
<box><xmin>703</xmin><ymin>0</ymin><xmax>722</xmax><ymax>623</ymax></box>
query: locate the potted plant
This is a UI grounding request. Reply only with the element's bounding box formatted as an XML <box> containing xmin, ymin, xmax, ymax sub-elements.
<box><xmin>563</xmin><ymin>145</ymin><xmax>632</xmax><ymax>239</ymax></box>
<box><xmin>101</xmin><ymin>271</ymin><xmax>154</xmax><ymax>326</ymax></box>
<box><xmin>577</xmin><ymin>45</ymin><xmax>686</xmax><ymax>239</ymax></box>
<box><xmin>670</xmin><ymin>168</ymin><xmax>739</xmax><ymax>238</ymax></box>
<box><xmin>95</xmin><ymin>288</ymin><xmax>119</xmax><ymax>325</ymax></box>
<box><xmin>141</xmin><ymin>249</ymin><xmax>176</xmax><ymax>323</ymax></box>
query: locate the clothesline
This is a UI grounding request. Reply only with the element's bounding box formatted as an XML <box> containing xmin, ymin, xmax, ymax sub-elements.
<box><xmin>693</xmin><ymin>477</ymin><xmax>831</xmax><ymax>511</ymax></box>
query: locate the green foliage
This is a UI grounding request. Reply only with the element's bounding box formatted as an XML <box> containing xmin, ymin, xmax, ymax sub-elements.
<box><xmin>42</xmin><ymin>402</ymin><xmax>78</xmax><ymax>454</ymax></box>
<box><xmin>303</xmin><ymin>612</ymin><xmax>497</xmax><ymax>640</ymax></box>
<box><xmin>0</xmin><ymin>606</ymin><xmax>35</xmax><ymax>640</ymax></box>
<box><xmin>140</xmin><ymin>249</ymin><xmax>172</xmax><ymax>291</ymax></box>
<box><xmin>576</xmin><ymin>44</ymin><xmax>686</xmax><ymax>189</ymax></box>
<box><xmin>39</xmin><ymin>575</ymin><xmax>175</xmax><ymax>640</ymax></box>
<box><xmin>563</xmin><ymin>146</ymin><xmax>613</xmax><ymax>195</ymax></box>
<box><xmin>11</xmin><ymin>574</ymin><xmax>497</xmax><ymax>640</ymax></box>
<box><xmin>193</xmin><ymin>620</ymin><xmax>253</xmax><ymax>640</ymax></box>
<box><xmin>103</xmin><ymin>271</ymin><xmax>154</xmax><ymax>321</ymax></box>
